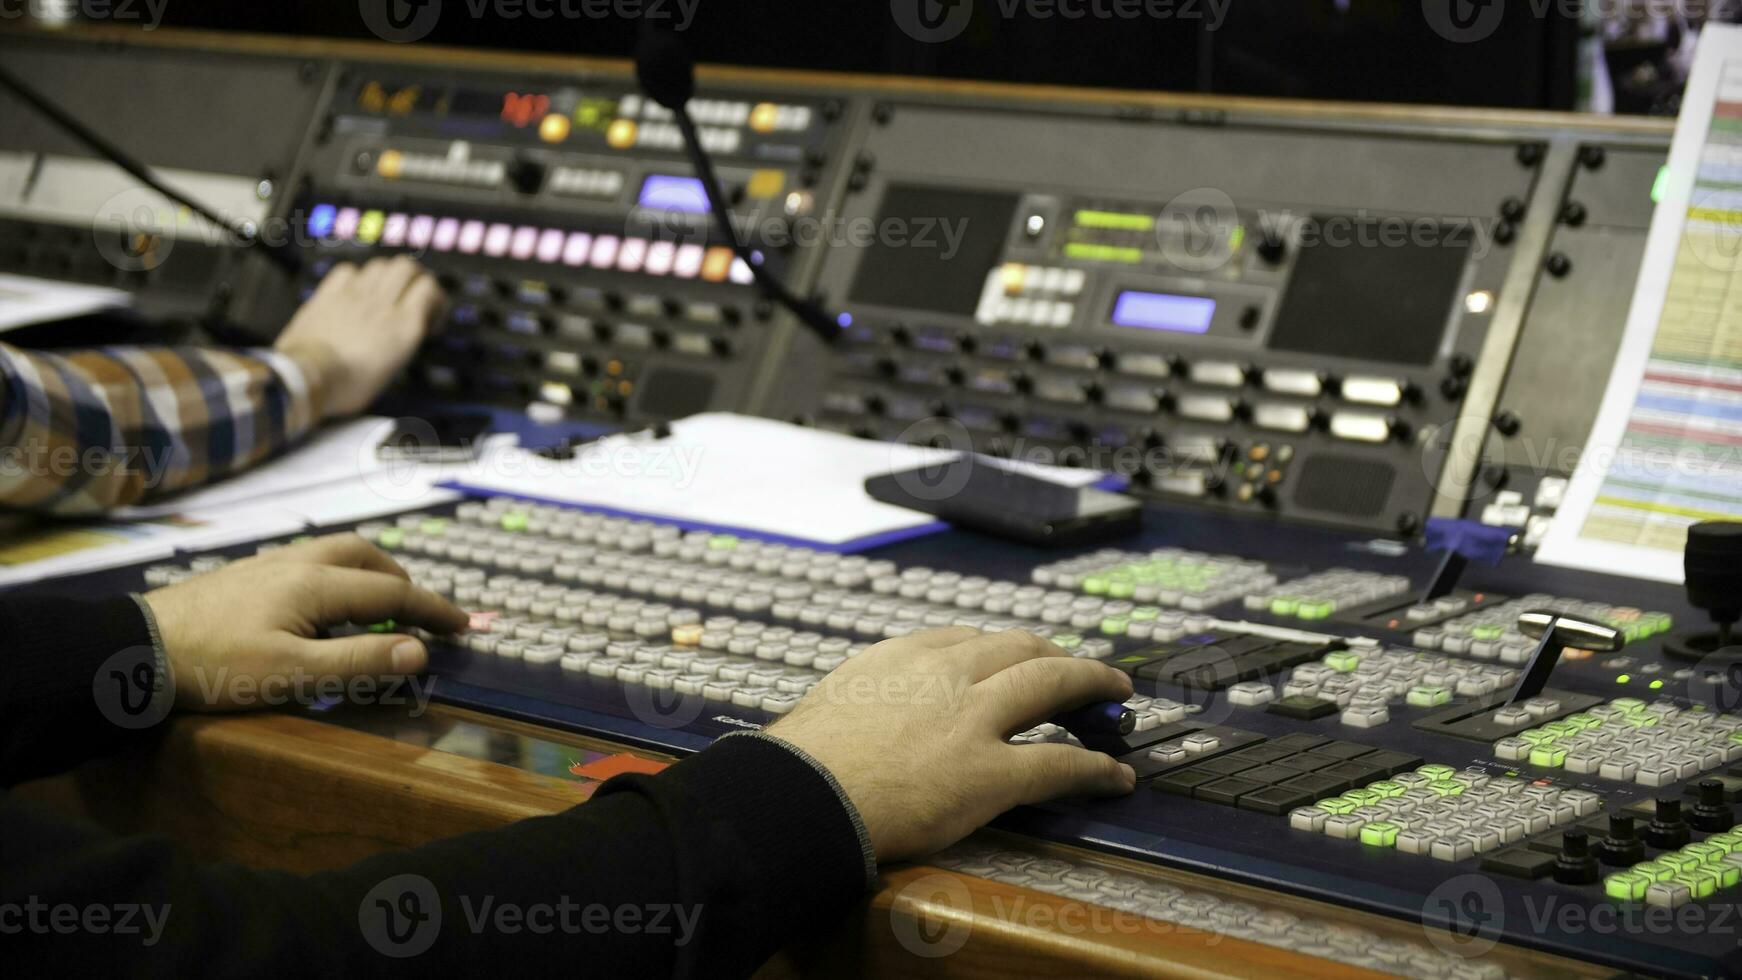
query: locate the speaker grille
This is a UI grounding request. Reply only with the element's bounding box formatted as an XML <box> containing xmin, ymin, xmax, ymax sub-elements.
<box><xmin>1292</xmin><ymin>456</ymin><xmax>1396</xmax><ymax>518</ymax></box>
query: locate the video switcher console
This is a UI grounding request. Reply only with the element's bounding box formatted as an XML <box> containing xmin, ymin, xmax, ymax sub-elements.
<box><xmin>5</xmin><ymin>29</ymin><xmax>1738</xmax><ymax>977</ymax></box>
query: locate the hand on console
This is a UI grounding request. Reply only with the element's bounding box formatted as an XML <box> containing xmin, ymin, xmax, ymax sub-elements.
<box><xmin>274</xmin><ymin>255</ymin><xmax>447</xmax><ymax>420</ymax></box>
<box><xmin>766</xmin><ymin>626</ymin><xmax>1137</xmax><ymax>863</ymax></box>
<box><xmin>141</xmin><ymin>533</ymin><xmax>469</xmax><ymax>712</ymax></box>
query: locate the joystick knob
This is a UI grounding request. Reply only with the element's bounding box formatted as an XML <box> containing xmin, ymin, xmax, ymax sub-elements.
<box><xmin>1689</xmin><ymin>779</ymin><xmax>1737</xmax><ymax>833</ymax></box>
<box><xmin>1643</xmin><ymin>798</ymin><xmax>1693</xmax><ymax>850</ymax></box>
<box><xmin>1553</xmin><ymin>830</ymin><xmax>1600</xmax><ymax>885</ymax></box>
<box><xmin>1687</xmin><ymin>522</ymin><xmax>1742</xmax><ymax>647</ymax></box>
<box><xmin>1596</xmin><ymin>814</ymin><xmax>1644</xmax><ymax>866</ymax></box>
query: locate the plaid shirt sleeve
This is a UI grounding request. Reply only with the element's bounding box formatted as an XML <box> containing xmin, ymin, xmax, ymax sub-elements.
<box><xmin>0</xmin><ymin>342</ymin><xmax>320</xmax><ymax>515</ymax></box>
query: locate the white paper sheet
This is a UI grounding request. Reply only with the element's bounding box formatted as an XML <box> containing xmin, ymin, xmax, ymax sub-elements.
<box><xmin>1538</xmin><ymin>25</ymin><xmax>1742</xmax><ymax>584</ymax></box>
<box><xmin>0</xmin><ymin>272</ymin><xmax>130</xmax><ymax>332</ymax></box>
<box><xmin>442</xmin><ymin>412</ymin><xmax>1118</xmax><ymax>551</ymax></box>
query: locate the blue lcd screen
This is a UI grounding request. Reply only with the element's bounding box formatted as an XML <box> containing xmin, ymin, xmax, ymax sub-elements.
<box><xmin>1110</xmin><ymin>291</ymin><xmax>1216</xmax><ymax>334</ymax></box>
<box><xmin>638</xmin><ymin>175</ymin><xmax>710</xmax><ymax>213</ymax></box>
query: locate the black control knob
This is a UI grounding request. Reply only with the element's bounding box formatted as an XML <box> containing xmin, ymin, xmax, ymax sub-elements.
<box><xmin>1499</xmin><ymin>196</ymin><xmax>1527</xmax><ymax>223</ymax></box>
<box><xmin>506</xmin><ymin>156</ymin><xmax>546</xmax><ymax>195</ymax></box>
<box><xmin>1553</xmin><ymin>830</ymin><xmax>1601</xmax><ymax>885</ymax></box>
<box><xmin>1690</xmin><ymin>779</ymin><xmax>1737</xmax><ymax>833</ymax></box>
<box><xmin>1687</xmin><ymin>522</ymin><xmax>1742</xmax><ymax>644</ymax></box>
<box><xmin>1643</xmin><ymin>798</ymin><xmax>1693</xmax><ymax>850</ymax></box>
<box><xmin>1596</xmin><ymin>815</ymin><xmax>1645</xmax><ymax>866</ymax></box>
<box><xmin>1256</xmin><ymin>231</ymin><xmax>1288</xmax><ymax>265</ymax></box>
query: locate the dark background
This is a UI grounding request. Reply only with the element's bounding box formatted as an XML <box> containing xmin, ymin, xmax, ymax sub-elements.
<box><xmin>79</xmin><ymin>1</ymin><xmax>1595</xmax><ymax>110</ymax></box>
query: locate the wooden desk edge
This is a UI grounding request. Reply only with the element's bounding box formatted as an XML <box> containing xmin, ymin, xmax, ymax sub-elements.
<box><xmin>17</xmin><ymin>709</ymin><xmax>1609</xmax><ymax>978</ymax></box>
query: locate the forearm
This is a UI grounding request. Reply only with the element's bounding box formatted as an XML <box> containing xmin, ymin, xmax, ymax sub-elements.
<box><xmin>0</xmin><ymin>342</ymin><xmax>322</xmax><ymax>515</ymax></box>
<box><xmin>0</xmin><ymin>594</ymin><xmax>174</xmax><ymax>786</ymax></box>
<box><xmin>1</xmin><ymin>735</ymin><xmax>873</xmax><ymax>978</ymax></box>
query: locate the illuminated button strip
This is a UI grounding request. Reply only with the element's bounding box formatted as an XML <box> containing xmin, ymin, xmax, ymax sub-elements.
<box><xmin>1412</xmin><ymin>595</ymin><xmax>1673</xmax><ymax>660</ymax></box>
<box><xmin>1032</xmin><ymin>548</ymin><xmax>1275</xmax><ymax>611</ymax></box>
<box><xmin>974</xmin><ymin>263</ymin><xmax>1086</xmax><ymax>328</ymax></box>
<box><xmin>1493</xmin><ymin>698</ymin><xmax>1742</xmax><ymax>787</ymax></box>
<box><xmin>547</xmin><ymin>166</ymin><xmax>626</xmax><ymax>198</ymax></box>
<box><xmin>1290</xmin><ymin>768</ymin><xmax>1597</xmax><ymax>861</ymax></box>
<box><xmin>375</xmin><ymin>146</ymin><xmax>506</xmax><ymax>188</ymax></box>
<box><xmin>305</xmin><ymin>203</ymin><xmax>753</xmax><ymax>285</ymax></box>
<box><xmin>1606</xmin><ymin>833</ymin><xmax>1742</xmax><ymax>907</ymax></box>
<box><xmin>1242</xmin><ymin>568</ymin><xmax>1412</xmax><ymax>622</ymax></box>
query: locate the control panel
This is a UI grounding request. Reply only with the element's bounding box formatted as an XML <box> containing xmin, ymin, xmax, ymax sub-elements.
<box><xmin>270</xmin><ymin>65</ymin><xmax>854</xmax><ymax>424</ymax></box>
<box><xmin>768</xmin><ymin>100</ymin><xmax>1536</xmax><ymax>535</ymax></box>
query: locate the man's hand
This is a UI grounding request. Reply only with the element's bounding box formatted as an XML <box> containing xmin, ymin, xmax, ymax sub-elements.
<box><xmin>767</xmin><ymin>627</ymin><xmax>1137</xmax><ymax>863</ymax></box>
<box><xmin>275</xmin><ymin>255</ymin><xmax>445</xmax><ymax>420</ymax></box>
<box><xmin>142</xmin><ymin>534</ymin><xmax>469</xmax><ymax>711</ymax></box>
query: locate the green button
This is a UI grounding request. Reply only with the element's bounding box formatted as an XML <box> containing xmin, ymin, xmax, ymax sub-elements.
<box><xmin>1298</xmin><ymin>601</ymin><xmax>1335</xmax><ymax>620</ymax></box>
<box><xmin>1634</xmin><ymin>860</ymin><xmax>1675</xmax><ymax>882</ymax></box>
<box><xmin>707</xmin><ymin>534</ymin><xmax>739</xmax><ymax>551</ymax></box>
<box><xmin>1325</xmin><ymin>651</ymin><xmax>1360</xmax><ymax>673</ymax></box>
<box><xmin>1676</xmin><ymin>870</ymin><xmax>1718</xmax><ymax>899</ymax></box>
<box><xmin>1612</xmin><ymin>698</ymin><xmax>1645</xmax><ymax>710</ymax></box>
<box><xmin>1407</xmin><ymin>686</ymin><xmax>1451</xmax><ymax>707</ymax></box>
<box><xmin>1083</xmin><ymin>576</ymin><xmax>1109</xmax><ymax>595</ymax></box>
<box><xmin>1528</xmin><ymin>747</ymin><xmax>1567</xmax><ymax>768</ymax></box>
<box><xmin>1661</xmin><ymin>852</ymin><xmax>1703</xmax><ymax>874</ymax></box>
<box><xmin>1345</xmin><ymin>788</ymin><xmax>1384</xmax><ymax>806</ymax></box>
<box><xmin>1472</xmin><ymin>624</ymin><xmax>1505</xmax><ymax>641</ymax></box>
<box><xmin>419</xmin><ymin>518</ymin><xmax>448</xmax><ymax>535</ymax></box>
<box><xmin>1708</xmin><ymin>831</ymin><xmax>1742</xmax><ymax>854</ymax></box>
<box><xmin>1717</xmin><ymin>864</ymin><xmax>1742</xmax><ymax>889</ymax></box>
<box><xmin>377</xmin><ymin>528</ymin><xmax>405</xmax><ymax>549</ymax></box>
<box><xmin>1520</xmin><ymin>730</ymin><xmax>1559</xmax><ymax>746</ymax></box>
<box><xmin>1367</xmin><ymin>781</ymin><xmax>1406</xmax><ymax>798</ymax></box>
<box><xmin>1052</xmin><ymin>634</ymin><xmax>1082</xmax><ymax>651</ymax></box>
<box><xmin>367</xmin><ymin>619</ymin><xmax>397</xmax><ymax>633</ymax></box>
<box><xmin>1360</xmin><ymin>821</ymin><xmax>1401</xmax><ymax>847</ymax></box>
<box><xmin>1270</xmin><ymin>597</ymin><xmax>1301</xmax><ymax>617</ymax></box>
<box><xmin>1100</xmin><ymin>617</ymin><xmax>1129</xmax><ymax>636</ymax></box>
<box><xmin>1605</xmin><ymin>871</ymin><xmax>1650</xmax><ymax>901</ymax></box>
<box><xmin>1417</xmin><ymin>764</ymin><xmax>1456</xmax><ymax>780</ymax></box>
<box><xmin>1427</xmin><ymin>779</ymin><xmax>1467</xmax><ymax>797</ymax></box>
<box><xmin>1544</xmin><ymin>720</ymin><xmax>1580</xmax><ymax>736</ymax></box>
<box><xmin>1730</xmin><ymin>731</ymin><xmax>1742</xmax><ymax>746</ymax></box>
<box><xmin>1130</xmin><ymin>606</ymin><xmax>1161</xmax><ymax>622</ymax></box>
<box><xmin>1564</xmin><ymin>713</ymin><xmax>1600</xmax><ymax>730</ymax></box>
<box><xmin>1318</xmin><ymin>798</ymin><xmax>1357</xmax><ymax>815</ymax></box>
<box><xmin>1684</xmin><ymin>842</ymin><xmax>1726</xmax><ymax>865</ymax></box>
<box><xmin>1107</xmin><ymin>580</ymin><xmax>1136</xmax><ymax>599</ymax></box>
<box><xmin>501</xmin><ymin>512</ymin><xmax>529</xmax><ymax>532</ymax></box>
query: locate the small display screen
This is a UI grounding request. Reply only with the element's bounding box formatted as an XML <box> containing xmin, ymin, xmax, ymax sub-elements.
<box><xmin>1110</xmin><ymin>291</ymin><xmax>1217</xmax><ymax>334</ymax></box>
<box><xmin>638</xmin><ymin>175</ymin><xmax>711</xmax><ymax>214</ymax></box>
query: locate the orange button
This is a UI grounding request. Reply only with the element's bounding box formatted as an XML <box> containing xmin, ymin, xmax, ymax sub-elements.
<box><xmin>606</xmin><ymin>118</ymin><xmax>638</xmax><ymax>149</ymax></box>
<box><xmin>748</xmin><ymin>102</ymin><xmax>779</xmax><ymax>133</ymax></box>
<box><xmin>701</xmin><ymin>246</ymin><xmax>735</xmax><ymax>282</ymax></box>
<box><xmin>538</xmin><ymin>113</ymin><xmax>571</xmax><ymax>143</ymax></box>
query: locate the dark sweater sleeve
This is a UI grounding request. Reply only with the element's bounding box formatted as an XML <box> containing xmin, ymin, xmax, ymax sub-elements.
<box><xmin>1</xmin><ymin>594</ymin><xmax>171</xmax><ymax>787</ymax></box>
<box><xmin>2</xmin><ymin>731</ymin><xmax>872</xmax><ymax>978</ymax></box>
